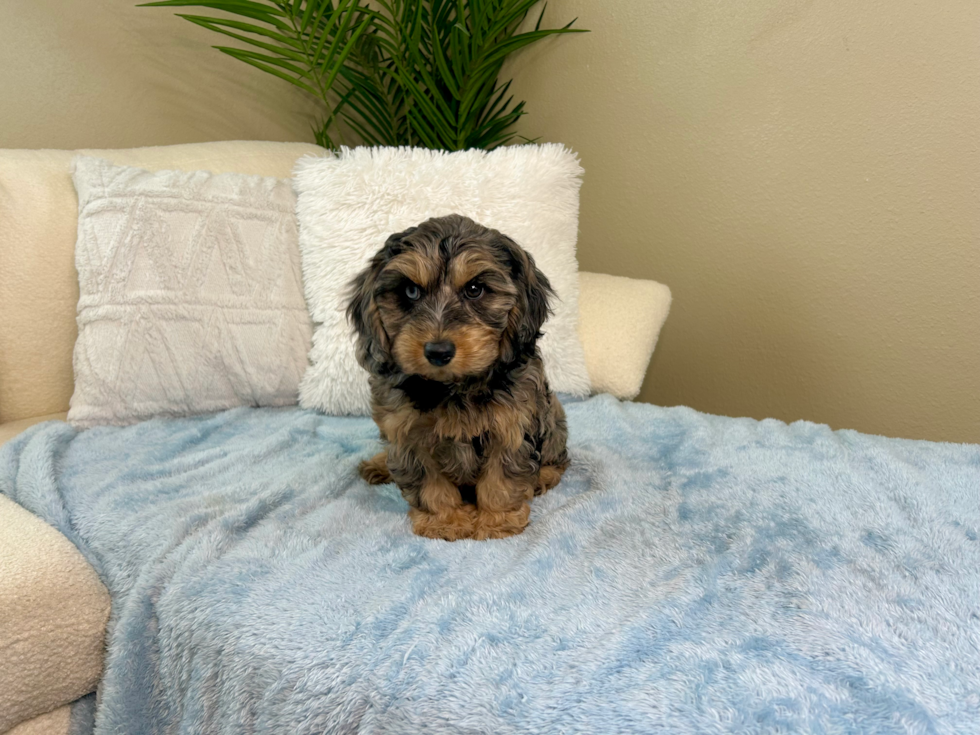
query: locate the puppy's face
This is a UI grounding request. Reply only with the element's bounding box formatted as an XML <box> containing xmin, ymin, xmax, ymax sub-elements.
<box><xmin>347</xmin><ymin>215</ymin><xmax>553</xmax><ymax>382</ymax></box>
<box><xmin>377</xmin><ymin>241</ymin><xmax>513</xmax><ymax>381</ymax></box>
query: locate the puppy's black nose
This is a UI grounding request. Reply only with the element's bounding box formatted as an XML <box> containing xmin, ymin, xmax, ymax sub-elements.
<box><xmin>424</xmin><ymin>341</ymin><xmax>456</xmax><ymax>367</ymax></box>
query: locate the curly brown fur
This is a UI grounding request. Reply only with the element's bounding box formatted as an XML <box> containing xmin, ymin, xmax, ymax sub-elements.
<box><xmin>348</xmin><ymin>214</ymin><xmax>569</xmax><ymax>541</ymax></box>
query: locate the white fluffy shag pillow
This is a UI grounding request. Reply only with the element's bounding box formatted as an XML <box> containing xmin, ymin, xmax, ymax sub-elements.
<box><xmin>293</xmin><ymin>145</ymin><xmax>592</xmax><ymax>416</ymax></box>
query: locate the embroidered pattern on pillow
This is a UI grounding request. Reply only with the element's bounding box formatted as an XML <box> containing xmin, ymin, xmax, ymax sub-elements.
<box><xmin>68</xmin><ymin>157</ymin><xmax>312</xmax><ymax>428</ymax></box>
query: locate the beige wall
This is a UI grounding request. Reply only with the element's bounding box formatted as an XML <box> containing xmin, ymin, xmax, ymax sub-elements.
<box><xmin>2</xmin><ymin>1</ymin><xmax>978</xmax><ymax>442</ymax></box>
<box><xmin>505</xmin><ymin>0</ymin><xmax>980</xmax><ymax>443</ymax></box>
<box><xmin>0</xmin><ymin>0</ymin><xmax>319</xmax><ymax>149</ymax></box>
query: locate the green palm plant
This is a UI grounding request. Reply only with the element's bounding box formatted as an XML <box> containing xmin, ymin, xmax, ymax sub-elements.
<box><xmin>140</xmin><ymin>0</ymin><xmax>586</xmax><ymax>150</ymax></box>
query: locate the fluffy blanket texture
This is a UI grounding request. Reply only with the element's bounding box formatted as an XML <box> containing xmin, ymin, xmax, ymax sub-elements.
<box><xmin>2</xmin><ymin>395</ymin><xmax>979</xmax><ymax>734</ymax></box>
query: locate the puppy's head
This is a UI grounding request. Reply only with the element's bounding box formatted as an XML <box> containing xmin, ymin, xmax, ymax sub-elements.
<box><xmin>346</xmin><ymin>214</ymin><xmax>553</xmax><ymax>382</ymax></box>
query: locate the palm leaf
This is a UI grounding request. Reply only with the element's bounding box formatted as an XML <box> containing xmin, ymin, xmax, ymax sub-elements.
<box><xmin>178</xmin><ymin>16</ymin><xmax>308</xmax><ymax>60</ymax></box>
<box><xmin>140</xmin><ymin>0</ymin><xmax>292</xmax><ymax>30</ymax></box>
<box><xmin>215</xmin><ymin>47</ymin><xmax>318</xmax><ymax>94</ymax></box>
<box><xmin>142</xmin><ymin>0</ymin><xmax>588</xmax><ymax>150</ymax></box>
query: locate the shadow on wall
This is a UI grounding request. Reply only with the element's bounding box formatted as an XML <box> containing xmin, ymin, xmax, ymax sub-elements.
<box><xmin>0</xmin><ymin>0</ymin><xmax>321</xmax><ymax>149</ymax></box>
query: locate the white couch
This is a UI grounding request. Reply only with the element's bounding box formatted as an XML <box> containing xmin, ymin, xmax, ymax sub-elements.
<box><xmin>0</xmin><ymin>141</ymin><xmax>671</xmax><ymax>734</ymax></box>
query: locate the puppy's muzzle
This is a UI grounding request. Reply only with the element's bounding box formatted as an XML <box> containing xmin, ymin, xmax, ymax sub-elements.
<box><xmin>424</xmin><ymin>341</ymin><xmax>456</xmax><ymax>367</ymax></box>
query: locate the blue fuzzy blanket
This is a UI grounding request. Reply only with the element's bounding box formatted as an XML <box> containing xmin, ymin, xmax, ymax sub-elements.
<box><xmin>3</xmin><ymin>395</ymin><xmax>979</xmax><ymax>734</ymax></box>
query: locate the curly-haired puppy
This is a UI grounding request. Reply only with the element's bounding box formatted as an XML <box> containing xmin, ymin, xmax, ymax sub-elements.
<box><xmin>347</xmin><ymin>214</ymin><xmax>569</xmax><ymax>541</ymax></box>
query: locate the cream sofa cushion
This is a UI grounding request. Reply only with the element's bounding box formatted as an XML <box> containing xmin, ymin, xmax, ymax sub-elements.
<box><xmin>0</xmin><ymin>491</ymin><xmax>110</xmax><ymax>732</ymax></box>
<box><xmin>6</xmin><ymin>705</ymin><xmax>71</xmax><ymax>735</ymax></box>
<box><xmin>578</xmin><ymin>272</ymin><xmax>672</xmax><ymax>400</ymax></box>
<box><xmin>0</xmin><ymin>413</ymin><xmax>68</xmax><ymax>447</ymax></box>
<box><xmin>0</xmin><ymin>414</ymin><xmax>83</xmax><ymax>735</ymax></box>
<box><xmin>0</xmin><ymin>141</ymin><xmax>322</xmax><ymax>424</ymax></box>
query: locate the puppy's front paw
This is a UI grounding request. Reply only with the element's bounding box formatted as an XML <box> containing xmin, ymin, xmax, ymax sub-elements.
<box><xmin>472</xmin><ymin>504</ymin><xmax>530</xmax><ymax>540</ymax></box>
<box><xmin>409</xmin><ymin>506</ymin><xmax>477</xmax><ymax>541</ymax></box>
<box><xmin>359</xmin><ymin>452</ymin><xmax>392</xmax><ymax>485</ymax></box>
<box><xmin>535</xmin><ymin>464</ymin><xmax>566</xmax><ymax>496</ymax></box>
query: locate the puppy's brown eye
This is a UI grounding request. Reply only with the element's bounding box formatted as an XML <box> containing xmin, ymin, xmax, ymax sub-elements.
<box><xmin>405</xmin><ymin>283</ymin><xmax>421</xmax><ymax>301</ymax></box>
<box><xmin>463</xmin><ymin>282</ymin><xmax>484</xmax><ymax>300</ymax></box>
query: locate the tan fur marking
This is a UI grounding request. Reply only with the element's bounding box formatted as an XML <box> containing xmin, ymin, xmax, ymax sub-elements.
<box><xmin>420</xmin><ymin>471</ymin><xmax>463</xmax><ymax>513</ymax></box>
<box><xmin>472</xmin><ymin>457</ymin><xmax>532</xmax><ymax>539</ymax></box>
<box><xmin>411</xmin><ymin>472</ymin><xmax>475</xmax><ymax>541</ymax></box>
<box><xmin>359</xmin><ymin>452</ymin><xmax>392</xmax><ymax>485</ymax></box>
<box><xmin>488</xmin><ymin>400</ymin><xmax>529</xmax><ymax>452</ymax></box>
<box><xmin>449</xmin><ymin>250</ymin><xmax>501</xmax><ymax>290</ymax></box>
<box><xmin>472</xmin><ymin>505</ymin><xmax>530</xmax><ymax>540</ymax></box>
<box><xmin>391</xmin><ymin>321</ymin><xmax>436</xmax><ymax>378</ymax></box>
<box><xmin>384</xmin><ymin>251</ymin><xmax>439</xmax><ymax>289</ymax></box>
<box><xmin>393</xmin><ymin>323</ymin><xmax>502</xmax><ymax>382</ymax></box>
<box><xmin>478</xmin><ymin>458</ymin><xmax>531</xmax><ymax>510</ymax></box>
<box><xmin>377</xmin><ymin>402</ymin><xmax>423</xmax><ymax>447</ymax></box>
<box><xmin>444</xmin><ymin>324</ymin><xmax>499</xmax><ymax>376</ymax></box>
<box><xmin>536</xmin><ymin>464</ymin><xmax>565</xmax><ymax>496</ymax></box>
<box><xmin>429</xmin><ymin>397</ymin><xmax>530</xmax><ymax>447</ymax></box>
<box><xmin>409</xmin><ymin>506</ymin><xmax>477</xmax><ymax>541</ymax></box>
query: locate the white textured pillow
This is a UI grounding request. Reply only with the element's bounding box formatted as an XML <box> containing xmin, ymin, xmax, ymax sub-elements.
<box><xmin>68</xmin><ymin>157</ymin><xmax>312</xmax><ymax>428</ymax></box>
<box><xmin>294</xmin><ymin>145</ymin><xmax>591</xmax><ymax>415</ymax></box>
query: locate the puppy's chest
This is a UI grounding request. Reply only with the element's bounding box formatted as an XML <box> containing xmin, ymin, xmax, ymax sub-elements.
<box><xmin>398</xmin><ymin>404</ymin><xmax>496</xmax><ymax>482</ymax></box>
<box><xmin>379</xmin><ymin>393</ymin><xmax>532</xmax><ymax>484</ymax></box>
<box><xmin>410</xmin><ymin>403</ymin><xmax>491</xmax><ymax>450</ymax></box>
<box><xmin>431</xmin><ymin>435</ymin><xmax>485</xmax><ymax>485</ymax></box>
<box><xmin>399</xmin><ymin>399</ymin><xmax>507</xmax><ymax>443</ymax></box>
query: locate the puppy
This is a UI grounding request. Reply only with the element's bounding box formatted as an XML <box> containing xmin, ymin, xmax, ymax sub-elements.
<box><xmin>347</xmin><ymin>214</ymin><xmax>569</xmax><ymax>541</ymax></box>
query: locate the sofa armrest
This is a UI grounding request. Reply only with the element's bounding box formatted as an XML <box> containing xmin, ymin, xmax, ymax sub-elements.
<box><xmin>0</xmin><ymin>413</ymin><xmax>68</xmax><ymax>448</ymax></box>
<box><xmin>5</xmin><ymin>705</ymin><xmax>71</xmax><ymax>735</ymax></box>
<box><xmin>578</xmin><ymin>271</ymin><xmax>672</xmax><ymax>400</ymax></box>
<box><xmin>0</xmin><ymin>415</ymin><xmax>109</xmax><ymax>733</ymax></box>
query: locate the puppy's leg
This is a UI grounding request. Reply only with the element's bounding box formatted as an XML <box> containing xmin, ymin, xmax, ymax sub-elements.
<box><xmin>359</xmin><ymin>451</ymin><xmax>392</xmax><ymax>485</ymax></box>
<box><xmin>388</xmin><ymin>444</ymin><xmax>475</xmax><ymax>541</ymax></box>
<box><xmin>536</xmin><ymin>465</ymin><xmax>565</xmax><ymax>496</ymax></box>
<box><xmin>409</xmin><ymin>472</ymin><xmax>477</xmax><ymax>542</ymax></box>
<box><xmin>473</xmin><ymin>458</ymin><xmax>533</xmax><ymax>540</ymax></box>
<box><xmin>535</xmin><ymin>392</ymin><xmax>569</xmax><ymax>496</ymax></box>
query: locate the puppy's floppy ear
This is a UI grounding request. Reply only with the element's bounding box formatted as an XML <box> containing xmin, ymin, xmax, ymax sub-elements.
<box><xmin>497</xmin><ymin>234</ymin><xmax>555</xmax><ymax>362</ymax></box>
<box><xmin>346</xmin><ymin>227</ymin><xmax>417</xmax><ymax>372</ymax></box>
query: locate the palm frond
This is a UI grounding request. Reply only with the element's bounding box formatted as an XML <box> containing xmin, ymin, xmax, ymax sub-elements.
<box><xmin>141</xmin><ymin>0</ymin><xmax>588</xmax><ymax>150</ymax></box>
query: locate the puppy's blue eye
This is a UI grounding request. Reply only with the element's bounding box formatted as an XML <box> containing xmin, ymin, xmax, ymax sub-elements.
<box><xmin>405</xmin><ymin>283</ymin><xmax>421</xmax><ymax>301</ymax></box>
<box><xmin>463</xmin><ymin>282</ymin><xmax>484</xmax><ymax>300</ymax></box>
